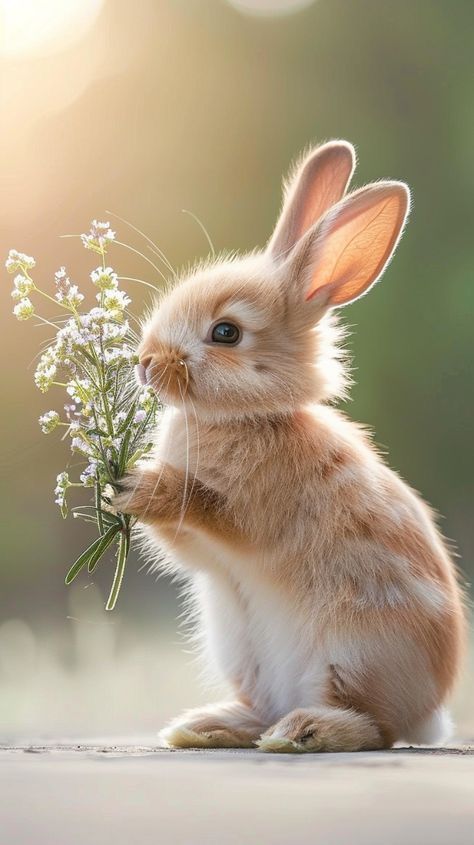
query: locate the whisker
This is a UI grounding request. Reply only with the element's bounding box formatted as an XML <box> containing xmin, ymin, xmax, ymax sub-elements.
<box><xmin>185</xmin><ymin>390</ymin><xmax>201</xmax><ymax>517</ymax></box>
<box><xmin>105</xmin><ymin>209</ymin><xmax>177</xmax><ymax>278</ymax></box>
<box><xmin>146</xmin><ymin>245</ymin><xmax>177</xmax><ymax>280</ymax></box>
<box><xmin>119</xmin><ymin>276</ymin><xmax>160</xmax><ymax>293</ymax></box>
<box><xmin>180</xmin><ymin>359</ymin><xmax>190</xmax><ymax>393</ymax></box>
<box><xmin>173</xmin><ymin>378</ymin><xmax>190</xmax><ymax>539</ymax></box>
<box><xmin>114</xmin><ymin>241</ymin><xmax>170</xmax><ymax>285</ymax></box>
<box><xmin>139</xmin><ymin>367</ymin><xmax>172</xmax><ymax>520</ymax></box>
<box><xmin>181</xmin><ymin>209</ymin><xmax>215</xmax><ymax>258</ymax></box>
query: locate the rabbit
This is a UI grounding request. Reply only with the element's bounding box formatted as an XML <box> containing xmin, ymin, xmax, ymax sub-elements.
<box><xmin>115</xmin><ymin>140</ymin><xmax>465</xmax><ymax>752</ymax></box>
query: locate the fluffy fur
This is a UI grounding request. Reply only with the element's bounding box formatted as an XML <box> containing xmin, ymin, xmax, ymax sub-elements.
<box><xmin>115</xmin><ymin>140</ymin><xmax>465</xmax><ymax>752</ymax></box>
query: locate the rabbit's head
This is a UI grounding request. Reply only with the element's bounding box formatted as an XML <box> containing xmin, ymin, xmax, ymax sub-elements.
<box><xmin>139</xmin><ymin>141</ymin><xmax>410</xmax><ymax>421</ymax></box>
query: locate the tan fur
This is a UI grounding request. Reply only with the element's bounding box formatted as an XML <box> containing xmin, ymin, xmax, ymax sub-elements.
<box><xmin>258</xmin><ymin>706</ymin><xmax>384</xmax><ymax>753</ymax></box>
<box><xmin>118</xmin><ymin>141</ymin><xmax>465</xmax><ymax>752</ymax></box>
<box><xmin>160</xmin><ymin>701</ymin><xmax>266</xmax><ymax>749</ymax></box>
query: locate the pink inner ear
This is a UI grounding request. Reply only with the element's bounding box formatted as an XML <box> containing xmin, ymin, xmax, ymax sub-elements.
<box><xmin>296</xmin><ymin>154</ymin><xmax>354</xmax><ymax>243</ymax></box>
<box><xmin>268</xmin><ymin>142</ymin><xmax>355</xmax><ymax>260</ymax></box>
<box><xmin>305</xmin><ymin>184</ymin><xmax>409</xmax><ymax>306</ymax></box>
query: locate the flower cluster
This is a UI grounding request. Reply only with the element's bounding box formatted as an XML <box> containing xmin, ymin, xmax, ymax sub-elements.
<box><xmin>55</xmin><ymin>471</ymin><xmax>70</xmax><ymax>518</ymax></box>
<box><xmin>6</xmin><ymin>250</ymin><xmax>36</xmax><ymax>273</ymax></box>
<box><xmin>81</xmin><ymin>220</ymin><xmax>116</xmax><ymax>253</ymax></box>
<box><xmin>6</xmin><ymin>223</ymin><xmax>159</xmax><ymax>610</ymax></box>
<box><xmin>7</xmin><ymin>251</ymin><xmax>37</xmax><ymax>320</ymax></box>
<box><xmin>39</xmin><ymin>410</ymin><xmax>60</xmax><ymax>434</ymax></box>
<box><xmin>54</xmin><ymin>267</ymin><xmax>84</xmax><ymax>309</ymax></box>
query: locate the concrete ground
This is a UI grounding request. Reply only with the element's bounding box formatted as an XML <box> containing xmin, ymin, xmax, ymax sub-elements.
<box><xmin>1</xmin><ymin>741</ymin><xmax>473</xmax><ymax>845</ymax></box>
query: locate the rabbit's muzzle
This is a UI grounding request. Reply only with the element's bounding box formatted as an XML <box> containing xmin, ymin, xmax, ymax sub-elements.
<box><xmin>137</xmin><ymin>348</ymin><xmax>189</xmax><ymax>398</ymax></box>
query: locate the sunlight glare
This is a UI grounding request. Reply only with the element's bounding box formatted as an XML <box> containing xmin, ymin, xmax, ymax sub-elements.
<box><xmin>0</xmin><ymin>0</ymin><xmax>104</xmax><ymax>58</ymax></box>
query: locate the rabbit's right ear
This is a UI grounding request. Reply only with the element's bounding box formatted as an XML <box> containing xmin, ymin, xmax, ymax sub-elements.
<box><xmin>267</xmin><ymin>140</ymin><xmax>356</xmax><ymax>262</ymax></box>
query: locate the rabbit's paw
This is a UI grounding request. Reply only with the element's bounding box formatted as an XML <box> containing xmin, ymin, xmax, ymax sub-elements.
<box><xmin>113</xmin><ymin>464</ymin><xmax>183</xmax><ymax>523</ymax></box>
<box><xmin>161</xmin><ymin>723</ymin><xmax>254</xmax><ymax>750</ymax></box>
<box><xmin>257</xmin><ymin>707</ymin><xmax>384</xmax><ymax>753</ymax></box>
<box><xmin>160</xmin><ymin>703</ymin><xmax>266</xmax><ymax>749</ymax></box>
<box><xmin>112</xmin><ymin>469</ymin><xmax>153</xmax><ymax>518</ymax></box>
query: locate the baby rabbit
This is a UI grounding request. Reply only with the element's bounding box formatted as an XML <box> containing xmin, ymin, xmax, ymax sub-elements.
<box><xmin>116</xmin><ymin>141</ymin><xmax>465</xmax><ymax>752</ymax></box>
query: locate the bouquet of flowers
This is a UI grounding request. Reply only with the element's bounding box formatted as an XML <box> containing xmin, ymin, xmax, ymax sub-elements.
<box><xmin>6</xmin><ymin>220</ymin><xmax>160</xmax><ymax>609</ymax></box>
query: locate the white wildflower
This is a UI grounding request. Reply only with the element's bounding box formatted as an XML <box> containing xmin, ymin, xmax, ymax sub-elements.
<box><xmin>81</xmin><ymin>221</ymin><xmax>116</xmax><ymax>253</ymax></box>
<box><xmin>85</xmin><ymin>307</ymin><xmax>108</xmax><ymax>326</ymax></box>
<box><xmin>7</xmin><ymin>222</ymin><xmax>160</xmax><ymax>609</ymax></box>
<box><xmin>34</xmin><ymin>364</ymin><xmax>57</xmax><ymax>393</ymax></box>
<box><xmin>102</xmin><ymin>288</ymin><xmax>131</xmax><ymax>314</ymax></box>
<box><xmin>103</xmin><ymin>320</ymin><xmax>129</xmax><ymax>343</ymax></box>
<box><xmin>39</xmin><ymin>347</ymin><xmax>59</xmax><ymax>367</ymax></box>
<box><xmin>34</xmin><ymin>348</ymin><xmax>60</xmax><ymax>392</ymax></box>
<box><xmin>11</xmin><ymin>274</ymin><xmax>33</xmax><ymax>300</ymax></box>
<box><xmin>53</xmin><ymin>267</ymin><xmax>84</xmax><ymax>309</ymax></box>
<box><xmin>54</xmin><ymin>471</ymin><xmax>70</xmax><ymax>515</ymax></box>
<box><xmin>39</xmin><ymin>410</ymin><xmax>60</xmax><ymax>434</ymax></box>
<box><xmin>5</xmin><ymin>249</ymin><xmax>36</xmax><ymax>273</ymax></box>
<box><xmin>64</xmin><ymin>403</ymin><xmax>76</xmax><ymax>420</ymax></box>
<box><xmin>54</xmin><ymin>266</ymin><xmax>69</xmax><ymax>290</ymax></box>
<box><xmin>90</xmin><ymin>266</ymin><xmax>118</xmax><ymax>290</ymax></box>
<box><xmin>66</xmin><ymin>378</ymin><xmax>92</xmax><ymax>404</ymax></box>
<box><xmin>65</xmin><ymin>285</ymin><xmax>84</xmax><ymax>309</ymax></box>
<box><xmin>80</xmin><ymin>462</ymin><xmax>98</xmax><ymax>487</ymax></box>
<box><xmin>13</xmin><ymin>297</ymin><xmax>35</xmax><ymax>320</ymax></box>
<box><xmin>70</xmin><ymin>435</ymin><xmax>92</xmax><ymax>455</ymax></box>
<box><xmin>104</xmin><ymin>347</ymin><xmax>135</xmax><ymax>366</ymax></box>
<box><xmin>138</xmin><ymin>386</ymin><xmax>155</xmax><ymax>412</ymax></box>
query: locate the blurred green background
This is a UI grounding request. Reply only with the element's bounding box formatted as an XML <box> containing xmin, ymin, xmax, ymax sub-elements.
<box><xmin>0</xmin><ymin>0</ymin><xmax>472</xmax><ymax>738</ymax></box>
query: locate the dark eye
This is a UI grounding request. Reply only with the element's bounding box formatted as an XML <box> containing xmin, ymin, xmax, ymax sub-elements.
<box><xmin>211</xmin><ymin>322</ymin><xmax>241</xmax><ymax>344</ymax></box>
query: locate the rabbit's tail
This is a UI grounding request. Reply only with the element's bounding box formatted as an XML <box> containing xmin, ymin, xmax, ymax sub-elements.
<box><xmin>403</xmin><ymin>706</ymin><xmax>453</xmax><ymax>746</ymax></box>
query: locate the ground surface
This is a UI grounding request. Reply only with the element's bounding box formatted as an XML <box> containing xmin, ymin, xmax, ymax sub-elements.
<box><xmin>1</xmin><ymin>741</ymin><xmax>473</xmax><ymax>844</ymax></box>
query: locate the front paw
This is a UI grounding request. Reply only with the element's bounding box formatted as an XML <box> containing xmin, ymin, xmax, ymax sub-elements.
<box><xmin>112</xmin><ymin>470</ymin><xmax>150</xmax><ymax>518</ymax></box>
<box><xmin>112</xmin><ymin>464</ymin><xmax>184</xmax><ymax>524</ymax></box>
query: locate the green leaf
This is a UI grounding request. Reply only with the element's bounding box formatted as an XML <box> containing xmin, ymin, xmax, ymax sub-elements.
<box><xmin>127</xmin><ymin>447</ymin><xmax>146</xmax><ymax>468</ymax></box>
<box><xmin>95</xmin><ymin>480</ymin><xmax>104</xmax><ymax>534</ymax></box>
<box><xmin>85</xmin><ymin>427</ymin><xmax>109</xmax><ymax>438</ymax></box>
<box><xmin>87</xmin><ymin>523</ymin><xmax>121</xmax><ymax>573</ymax></box>
<box><xmin>65</xmin><ymin>524</ymin><xmax>119</xmax><ymax>585</ymax></box>
<box><xmin>117</xmin><ymin>401</ymin><xmax>138</xmax><ymax>436</ymax></box>
<box><xmin>70</xmin><ymin>506</ymin><xmax>121</xmax><ymax>527</ymax></box>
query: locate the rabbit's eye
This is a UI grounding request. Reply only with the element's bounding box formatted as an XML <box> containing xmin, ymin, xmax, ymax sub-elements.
<box><xmin>211</xmin><ymin>322</ymin><xmax>241</xmax><ymax>344</ymax></box>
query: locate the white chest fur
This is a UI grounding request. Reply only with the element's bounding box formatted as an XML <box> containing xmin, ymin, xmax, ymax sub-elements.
<box><xmin>198</xmin><ymin>567</ymin><xmax>328</xmax><ymax>720</ymax></box>
<box><xmin>149</xmin><ymin>407</ymin><xmax>329</xmax><ymax>718</ymax></box>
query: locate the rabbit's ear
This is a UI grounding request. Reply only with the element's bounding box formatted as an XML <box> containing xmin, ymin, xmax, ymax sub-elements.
<box><xmin>267</xmin><ymin>141</ymin><xmax>356</xmax><ymax>261</ymax></box>
<box><xmin>299</xmin><ymin>181</ymin><xmax>410</xmax><ymax>308</ymax></box>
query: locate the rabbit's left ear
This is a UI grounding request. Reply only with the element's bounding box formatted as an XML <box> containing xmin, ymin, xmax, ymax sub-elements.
<box><xmin>290</xmin><ymin>180</ymin><xmax>410</xmax><ymax>309</ymax></box>
<box><xmin>267</xmin><ymin>141</ymin><xmax>355</xmax><ymax>261</ymax></box>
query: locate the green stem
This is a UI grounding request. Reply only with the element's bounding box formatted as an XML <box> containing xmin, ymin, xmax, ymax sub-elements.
<box><xmin>89</xmin><ymin>342</ymin><xmax>114</xmax><ymax>436</ymax></box>
<box><xmin>32</xmin><ymin>285</ymin><xmax>77</xmax><ymax>315</ymax></box>
<box><xmin>105</xmin><ymin>531</ymin><xmax>128</xmax><ymax>611</ymax></box>
<box><xmin>95</xmin><ymin>480</ymin><xmax>105</xmax><ymax>534</ymax></box>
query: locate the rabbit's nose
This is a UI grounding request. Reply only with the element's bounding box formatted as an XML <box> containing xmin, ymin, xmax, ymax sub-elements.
<box><xmin>135</xmin><ymin>363</ymin><xmax>148</xmax><ymax>385</ymax></box>
<box><xmin>140</xmin><ymin>355</ymin><xmax>153</xmax><ymax>370</ymax></box>
<box><xmin>136</xmin><ymin>356</ymin><xmax>152</xmax><ymax>385</ymax></box>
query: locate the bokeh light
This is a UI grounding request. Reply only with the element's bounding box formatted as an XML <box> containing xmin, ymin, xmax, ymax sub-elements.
<box><xmin>0</xmin><ymin>0</ymin><xmax>104</xmax><ymax>58</ymax></box>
